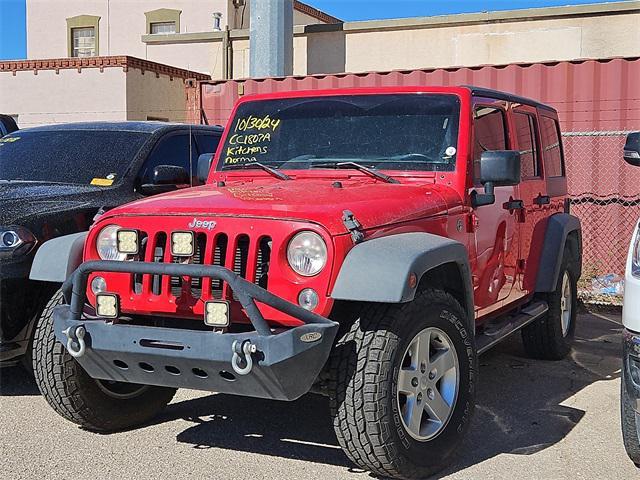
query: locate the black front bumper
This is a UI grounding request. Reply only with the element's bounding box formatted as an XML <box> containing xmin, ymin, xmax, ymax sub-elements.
<box><xmin>54</xmin><ymin>260</ymin><xmax>339</xmax><ymax>401</ymax></box>
<box><xmin>624</xmin><ymin>328</ymin><xmax>640</xmax><ymax>413</ymax></box>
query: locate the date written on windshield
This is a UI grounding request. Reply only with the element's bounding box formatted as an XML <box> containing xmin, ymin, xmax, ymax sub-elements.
<box><xmin>226</xmin><ymin>115</ymin><xmax>281</xmax><ymax>165</ymax></box>
<box><xmin>234</xmin><ymin>115</ymin><xmax>281</xmax><ymax>133</ymax></box>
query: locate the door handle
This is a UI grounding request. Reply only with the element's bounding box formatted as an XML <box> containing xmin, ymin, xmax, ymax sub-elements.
<box><xmin>534</xmin><ymin>194</ymin><xmax>551</xmax><ymax>206</ymax></box>
<box><xmin>503</xmin><ymin>199</ymin><xmax>524</xmax><ymax>211</ymax></box>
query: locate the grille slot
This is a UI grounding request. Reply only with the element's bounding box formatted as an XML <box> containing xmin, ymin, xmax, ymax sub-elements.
<box><xmin>170</xmin><ymin>233</ymin><xmax>207</xmax><ymax>297</ymax></box>
<box><xmin>256</xmin><ymin>237</ymin><xmax>272</xmax><ymax>289</ymax></box>
<box><xmin>133</xmin><ymin>232</ymin><xmax>149</xmax><ymax>294</ymax></box>
<box><xmin>232</xmin><ymin>235</ymin><xmax>250</xmax><ymax>301</ymax></box>
<box><xmin>151</xmin><ymin>233</ymin><xmax>167</xmax><ymax>296</ymax></box>
<box><xmin>211</xmin><ymin>234</ymin><xmax>228</xmax><ymax>299</ymax></box>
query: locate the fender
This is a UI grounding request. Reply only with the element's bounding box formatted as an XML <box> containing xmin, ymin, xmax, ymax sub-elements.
<box><xmin>535</xmin><ymin>213</ymin><xmax>582</xmax><ymax>292</ymax></box>
<box><xmin>29</xmin><ymin>232</ymin><xmax>87</xmax><ymax>283</ymax></box>
<box><xmin>330</xmin><ymin>232</ymin><xmax>474</xmax><ymax>324</ymax></box>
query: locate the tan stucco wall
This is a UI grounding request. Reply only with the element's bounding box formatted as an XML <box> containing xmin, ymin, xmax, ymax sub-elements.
<box><xmin>342</xmin><ymin>11</ymin><xmax>640</xmax><ymax>73</ymax></box>
<box><xmin>0</xmin><ymin>68</ymin><xmax>127</xmax><ymax>127</ymax></box>
<box><xmin>0</xmin><ymin>65</ymin><xmax>190</xmax><ymax>127</ymax></box>
<box><xmin>145</xmin><ymin>41</ymin><xmax>222</xmax><ymax>78</ymax></box>
<box><xmin>140</xmin><ymin>2</ymin><xmax>640</xmax><ymax>78</ymax></box>
<box><xmin>125</xmin><ymin>68</ymin><xmax>189</xmax><ymax>122</ymax></box>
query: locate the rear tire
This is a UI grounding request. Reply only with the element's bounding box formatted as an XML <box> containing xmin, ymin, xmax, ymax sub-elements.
<box><xmin>622</xmin><ymin>369</ymin><xmax>640</xmax><ymax>467</ymax></box>
<box><xmin>33</xmin><ymin>290</ymin><xmax>176</xmax><ymax>432</ymax></box>
<box><xmin>327</xmin><ymin>290</ymin><xmax>476</xmax><ymax>479</ymax></box>
<box><xmin>522</xmin><ymin>247</ymin><xmax>577</xmax><ymax>360</ymax></box>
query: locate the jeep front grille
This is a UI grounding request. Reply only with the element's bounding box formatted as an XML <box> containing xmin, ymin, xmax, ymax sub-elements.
<box><xmin>131</xmin><ymin>230</ymin><xmax>271</xmax><ymax>302</ymax></box>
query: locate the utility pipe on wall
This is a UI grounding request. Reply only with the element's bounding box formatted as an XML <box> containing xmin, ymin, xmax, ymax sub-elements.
<box><xmin>249</xmin><ymin>0</ymin><xmax>293</xmax><ymax>78</ymax></box>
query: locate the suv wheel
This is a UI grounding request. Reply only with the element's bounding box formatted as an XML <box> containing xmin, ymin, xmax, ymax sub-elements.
<box><xmin>32</xmin><ymin>290</ymin><xmax>176</xmax><ymax>432</ymax></box>
<box><xmin>328</xmin><ymin>289</ymin><xmax>476</xmax><ymax>479</ymax></box>
<box><xmin>622</xmin><ymin>369</ymin><xmax>640</xmax><ymax>466</ymax></box>
<box><xmin>521</xmin><ymin>246</ymin><xmax>577</xmax><ymax>360</ymax></box>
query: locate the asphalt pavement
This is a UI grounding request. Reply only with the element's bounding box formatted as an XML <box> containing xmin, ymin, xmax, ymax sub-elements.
<box><xmin>0</xmin><ymin>311</ymin><xmax>636</xmax><ymax>479</ymax></box>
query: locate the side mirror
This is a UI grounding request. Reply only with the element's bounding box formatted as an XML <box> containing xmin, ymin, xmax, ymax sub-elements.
<box><xmin>624</xmin><ymin>132</ymin><xmax>640</xmax><ymax>167</ymax></box>
<box><xmin>140</xmin><ymin>165</ymin><xmax>189</xmax><ymax>195</ymax></box>
<box><xmin>472</xmin><ymin>150</ymin><xmax>521</xmax><ymax>208</ymax></box>
<box><xmin>197</xmin><ymin>153</ymin><xmax>214</xmax><ymax>184</ymax></box>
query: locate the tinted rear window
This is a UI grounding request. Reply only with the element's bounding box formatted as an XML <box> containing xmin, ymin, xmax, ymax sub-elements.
<box><xmin>540</xmin><ymin>116</ymin><xmax>564</xmax><ymax>177</ymax></box>
<box><xmin>0</xmin><ymin>130</ymin><xmax>150</xmax><ymax>185</ymax></box>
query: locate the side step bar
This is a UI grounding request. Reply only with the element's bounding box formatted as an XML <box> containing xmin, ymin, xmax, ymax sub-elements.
<box><xmin>476</xmin><ymin>301</ymin><xmax>548</xmax><ymax>355</ymax></box>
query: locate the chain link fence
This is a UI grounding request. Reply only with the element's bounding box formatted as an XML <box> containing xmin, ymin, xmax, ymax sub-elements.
<box><xmin>563</xmin><ymin>131</ymin><xmax>638</xmax><ymax>304</ymax></box>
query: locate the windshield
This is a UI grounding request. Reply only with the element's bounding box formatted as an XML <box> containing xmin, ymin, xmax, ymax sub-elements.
<box><xmin>0</xmin><ymin>130</ymin><xmax>150</xmax><ymax>184</ymax></box>
<box><xmin>219</xmin><ymin>94</ymin><xmax>461</xmax><ymax>172</ymax></box>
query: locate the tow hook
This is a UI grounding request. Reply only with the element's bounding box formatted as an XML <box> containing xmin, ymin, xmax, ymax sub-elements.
<box><xmin>62</xmin><ymin>325</ymin><xmax>86</xmax><ymax>358</ymax></box>
<box><xmin>231</xmin><ymin>340</ymin><xmax>257</xmax><ymax>376</ymax></box>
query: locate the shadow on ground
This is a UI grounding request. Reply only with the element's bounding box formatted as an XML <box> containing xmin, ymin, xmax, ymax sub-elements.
<box><xmin>0</xmin><ymin>366</ymin><xmax>39</xmax><ymax>396</ymax></box>
<box><xmin>167</xmin><ymin>313</ymin><xmax>623</xmax><ymax>476</ymax></box>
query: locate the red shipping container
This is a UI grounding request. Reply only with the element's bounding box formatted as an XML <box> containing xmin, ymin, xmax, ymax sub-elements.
<box><xmin>186</xmin><ymin>57</ymin><xmax>640</xmax><ymax>283</ymax></box>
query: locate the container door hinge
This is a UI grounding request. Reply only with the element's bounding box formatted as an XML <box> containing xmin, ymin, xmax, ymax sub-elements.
<box><xmin>342</xmin><ymin>210</ymin><xmax>365</xmax><ymax>244</ymax></box>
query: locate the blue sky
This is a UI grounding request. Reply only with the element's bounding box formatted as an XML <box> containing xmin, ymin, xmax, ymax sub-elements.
<box><xmin>312</xmin><ymin>0</ymin><xmax>623</xmax><ymax>21</ymax></box>
<box><xmin>0</xmin><ymin>0</ymin><xmax>627</xmax><ymax>60</ymax></box>
<box><xmin>0</xmin><ymin>0</ymin><xmax>26</xmax><ymax>60</ymax></box>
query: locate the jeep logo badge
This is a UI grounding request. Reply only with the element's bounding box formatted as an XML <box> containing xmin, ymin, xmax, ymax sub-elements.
<box><xmin>188</xmin><ymin>218</ymin><xmax>217</xmax><ymax>231</ymax></box>
<box><xmin>300</xmin><ymin>332</ymin><xmax>322</xmax><ymax>343</ymax></box>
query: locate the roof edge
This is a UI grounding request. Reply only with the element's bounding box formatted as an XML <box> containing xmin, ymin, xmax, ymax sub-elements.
<box><xmin>293</xmin><ymin>1</ymin><xmax>342</xmax><ymax>24</ymax></box>
<box><xmin>201</xmin><ymin>55</ymin><xmax>639</xmax><ymax>85</ymax></box>
<box><xmin>0</xmin><ymin>56</ymin><xmax>211</xmax><ymax>80</ymax></box>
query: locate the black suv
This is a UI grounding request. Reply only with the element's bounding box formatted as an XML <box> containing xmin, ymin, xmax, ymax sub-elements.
<box><xmin>0</xmin><ymin>121</ymin><xmax>222</xmax><ymax>367</ymax></box>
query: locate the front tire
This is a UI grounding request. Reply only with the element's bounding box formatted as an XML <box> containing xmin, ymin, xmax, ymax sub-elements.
<box><xmin>328</xmin><ymin>290</ymin><xmax>476</xmax><ymax>479</ymax></box>
<box><xmin>32</xmin><ymin>290</ymin><xmax>176</xmax><ymax>432</ymax></box>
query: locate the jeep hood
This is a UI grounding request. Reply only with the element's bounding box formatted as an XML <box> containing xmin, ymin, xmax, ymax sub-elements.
<box><xmin>101</xmin><ymin>179</ymin><xmax>462</xmax><ymax>235</ymax></box>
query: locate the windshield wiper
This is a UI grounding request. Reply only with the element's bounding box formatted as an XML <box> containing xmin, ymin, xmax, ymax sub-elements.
<box><xmin>226</xmin><ymin>162</ymin><xmax>291</xmax><ymax>181</ymax></box>
<box><xmin>311</xmin><ymin>161</ymin><xmax>400</xmax><ymax>184</ymax></box>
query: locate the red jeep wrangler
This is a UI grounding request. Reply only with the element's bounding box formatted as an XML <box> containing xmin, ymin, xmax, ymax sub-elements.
<box><xmin>31</xmin><ymin>86</ymin><xmax>581</xmax><ymax>479</ymax></box>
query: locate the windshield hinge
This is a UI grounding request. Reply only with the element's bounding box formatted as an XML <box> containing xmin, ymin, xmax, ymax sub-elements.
<box><xmin>342</xmin><ymin>210</ymin><xmax>365</xmax><ymax>244</ymax></box>
<box><xmin>93</xmin><ymin>207</ymin><xmax>107</xmax><ymax>223</ymax></box>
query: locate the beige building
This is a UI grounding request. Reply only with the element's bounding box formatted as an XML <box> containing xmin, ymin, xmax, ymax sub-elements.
<box><xmin>25</xmin><ymin>1</ymin><xmax>640</xmax><ymax>78</ymax></box>
<box><xmin>0</xmin><ymin>56</ymin><xmax>210</xmax><ymax>128</ymax></box>
<box><xmin>150</xmin><ymin>0</ymin><xmax>638</xmax><ymax>78</ymax></box>
<box><xmin>25</xmin><ymin>1</ymin><xmax>338</xmax><ymax>65</ymax></box>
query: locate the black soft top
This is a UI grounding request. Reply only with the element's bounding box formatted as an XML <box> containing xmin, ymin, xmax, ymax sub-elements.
<box><xmin>466</xmin><ymin>86</ymin><xmax>557</xmax><ymax>113</ymax></box>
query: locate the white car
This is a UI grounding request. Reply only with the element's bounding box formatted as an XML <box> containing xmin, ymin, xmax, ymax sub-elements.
<box><xmin>622</xmin><ymin>131</ymin><xmax>640</xmax><ymax>466</ymax></box>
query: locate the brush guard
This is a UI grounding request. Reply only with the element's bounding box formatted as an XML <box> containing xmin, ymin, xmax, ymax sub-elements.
<box><xmin>54</xmin><ymin>261</ymin><xmax>338</xmax><ymax>401</ymax></box>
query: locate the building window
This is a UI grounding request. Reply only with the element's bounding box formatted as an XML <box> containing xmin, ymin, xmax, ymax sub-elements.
<box><xmin>150</xmin><ymin>22</ymin><xmax>176</xmax><ymax>34</ymax></box>
<box><xmin>72</xmin><ymin>27</ymin><xmax>96</xmax><ymax>57</ymax></box>
<box><xmin>66</xmin><ymin>15</ymin><xmax>100</xmax><ymax>57</ymax></box>
<box><xmin>145</xmin><ymin>9</ymin><xmax>181</xmax><ymax>35</ymax></box>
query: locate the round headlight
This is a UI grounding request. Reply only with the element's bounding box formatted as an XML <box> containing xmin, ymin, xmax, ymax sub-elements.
<box><xmin>96</xmin><ymin>225</ymin><xmax>127</xmax><ymax>261</ymax></box>
<box><xmin>287</xmin><ymin>231</ymin><xmax>327</xmax><ymax>277</ymax></box>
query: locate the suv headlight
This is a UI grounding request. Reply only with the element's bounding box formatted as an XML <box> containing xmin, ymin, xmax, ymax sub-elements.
<box><xmin>0</xmin><ymin>226</ymin><xmax>36</xmax><ymax>257</ymax></box>
<box><xmin>632</xmin><ymin>224</ymin><xmax>640</xmax><ymax>278</ymax></box>
<box><xmin>96</xmin><ymin>225</ymin><xmax>127</xmax><ymax>261</ymax></box>
<box><xmin>287</xmin><ymin>231</ymin><xmax>327</xmax><ymax>276</ymax></box>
